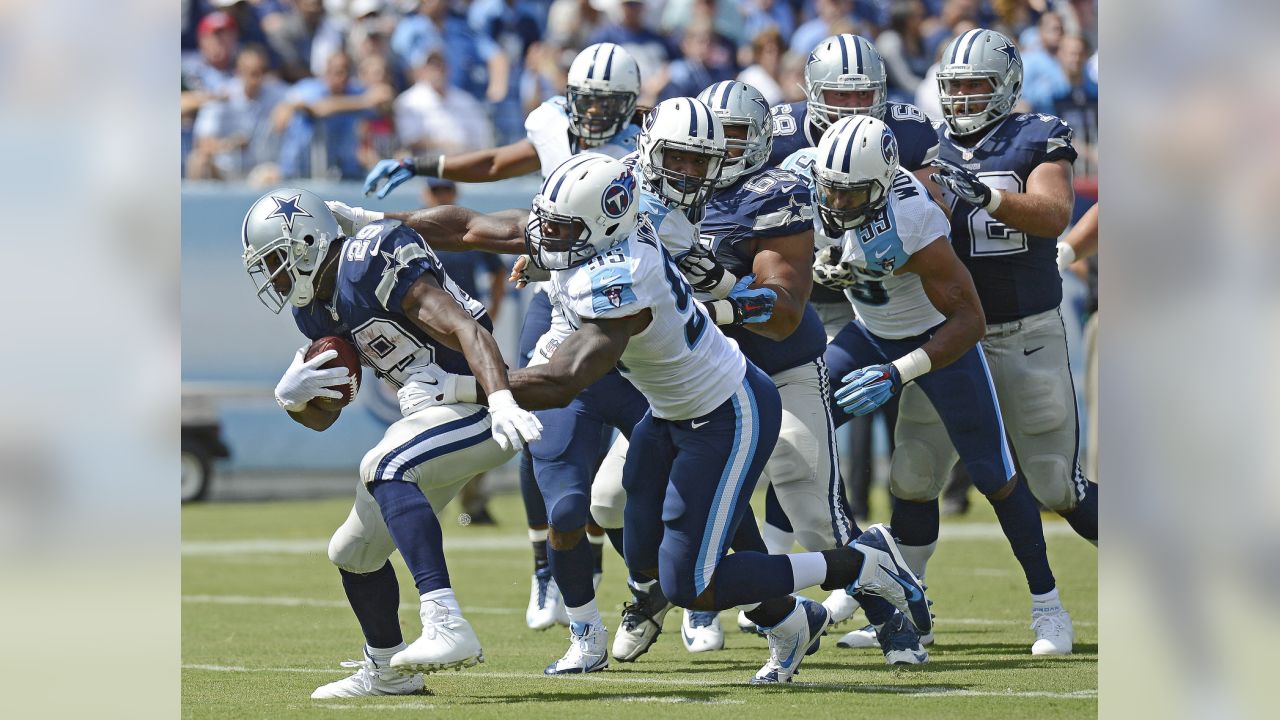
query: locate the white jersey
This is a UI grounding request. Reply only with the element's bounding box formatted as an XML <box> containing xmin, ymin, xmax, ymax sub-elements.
<box><xmin>784</xmin><ymin>148</ymin><xmax>951</xmax><ymax>339</ymax></box>
<box><xmin>544</xmin><ymin>214</ymin><xmax>746</xmax><ymax>420</ymax></box>
<box><xmin>525</xmin><ymin>96</ymin><xmax>642</xmax><ymax>178</ymax></box>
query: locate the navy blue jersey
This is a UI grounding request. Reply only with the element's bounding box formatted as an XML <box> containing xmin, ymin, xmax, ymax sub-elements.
<box><xmin>293</xmin><ymin>220</ymin><xmax>491</xmax><ymax>387</ymax></box>
<box><xmin>768</xmin><ymin>100</ymin><xmax>940</xmax><ymax>304</ymax></box>
<box><xmin>702</xmin><ymin>166</ymin><xmax>828</xmax><ymax>375</ymax></box>
<box><xmin>936</xmin><ymin>113</ymin><xmax>1078</xmax><ymax>323</ymax></box>
<box><xmin>768</xmin><ymin>101</ymin><xmax>940</xmax><ymax>171</ymax></box>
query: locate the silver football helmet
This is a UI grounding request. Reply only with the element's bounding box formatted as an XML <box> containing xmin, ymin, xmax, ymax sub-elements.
<box><xmin>804</xmin><ymin>34</ymin><xmax>888</xmax><ymax>130</ymax></box>
<box><xmin>565</xmin><ymin>43</ymin><xmax>642</xmax><ymax>144</ymax></box>
<box><xmin>241</xmin><ymin>188</ymin><xmax>341</xmax><ymax>313</ymax></box>
<box><xmin>936</xmin><ymin>28</ymin><xmax>1023</xmax><ymax>136</ymax></box>
<box><xmin>696</xmin><ymin>80</ymin><xmax>774</xmax><ymax>188</ymax></box>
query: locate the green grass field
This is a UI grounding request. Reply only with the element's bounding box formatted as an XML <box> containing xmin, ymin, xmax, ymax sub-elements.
<box><xmin>183</xmin><ymin>490</ymin><xmax>1096</xmax><ymax>719</ymax></box>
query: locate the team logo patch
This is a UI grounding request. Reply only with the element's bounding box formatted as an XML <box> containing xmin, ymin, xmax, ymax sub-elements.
<box><xmin>881</xmin><ymin>132</ymin><xmax>899</xmax><ymax>168</ymax></box>
<box><xmin>266</xmin><ymin>193</ymin><xmax>312</xmax><ymax>233</ymax></box>
<box><xmin>601</xmin><ymin>175</ymin><xmax>635</xmax><ymax>218</ymax></box>
<box><xmin>603</xmin><ymin>284</ymin><xmax>625</xmax><ymax>307</ymax></box>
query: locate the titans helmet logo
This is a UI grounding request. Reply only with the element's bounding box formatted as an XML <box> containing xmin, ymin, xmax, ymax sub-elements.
<box><xmin>601</xmin><ymin>175</ymin><xmax>635</xmax><ymax>218</ymax></box>
<box><xmin>266</xmin><ymin>193</ymin><xmax>312</xmax><ymax>234</ymax></box>
<box><xmin>881</xmin><ymin>131</ymin><xmax>899</xmax><ymax>168</ymax></box>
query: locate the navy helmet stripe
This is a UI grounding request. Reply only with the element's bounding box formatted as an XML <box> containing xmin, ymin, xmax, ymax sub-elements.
<box><xmin>717</xmin><ymin>81</ymin><xmax>732</xmax><ymax>109</ymax></box>
<box><xmin>825</xmin><ymin>130</ymin><xmax>840</xmax><ymax>170</ymax></box>
<box><xmin>957</xmin><ymin>29</ymin><xmax>981</xmax><ymax>64</ymax></box>
<box><xmin>687</xmin><ymin>100</ymin><xmax>698</xmax><ymax>137</ymax></box>
<box><xmin>702</xmin><ymin>102</ymin><xmax>716</xmax><ymax>140</ymax></box>
<box><xmin>853</xmin><ymin>36</ymin><xmax>863</xmax><ymax>72</ymax></box>
<box><xmin>588</xmin><ymin>44</ymin><xmax>602</xmax><ymax>79</ymax></box>
<box><xmin>838</xmin><ymin>36</ymin><xmax>849</xmax><ymax>74</ymax></box>
<box><xmin>547</xmin><ymin>155</ymin><xmax>596</xmax><ymax>202</ymax></box>
<box><xmin>603</xmin><ymin>46</ymin><xmax>614</xmax><ymax>80</ymax></box>
<box><xmin>962</xmin><ymin>30</ymin><xmax>981</xmax><ymax>63</ymax></box>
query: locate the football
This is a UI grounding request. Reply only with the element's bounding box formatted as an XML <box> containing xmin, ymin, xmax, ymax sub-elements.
<box><xmin>304</xmin><ymin>336</ymin><xmax>361</xmax><ymax>409</ymax></box>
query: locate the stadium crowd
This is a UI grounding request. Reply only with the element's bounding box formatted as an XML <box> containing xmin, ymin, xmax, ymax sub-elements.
<box><xmin>180</xmin><ymin>0</ymin><xmax>1097</xmax><ymax>185</ymax></box>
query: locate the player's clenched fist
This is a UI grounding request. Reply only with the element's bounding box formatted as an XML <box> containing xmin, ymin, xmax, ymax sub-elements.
<box><xmin>486</xmin><ymin>389</ymin><xmax>543</xmax><ymax>451</ymax></box>
<box><xmin>274</xmin><ymin>346</ymin><xmax>353</xmax><ymax>411</ymax></box>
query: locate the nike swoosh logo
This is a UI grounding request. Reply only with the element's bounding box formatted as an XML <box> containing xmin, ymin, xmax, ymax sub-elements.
<box><xmin>691</xmin><ymin>420</ymin><xmax>709</xmax><ymax>429</ymax></box>
<box><xmin>874</xmin><ymin>247</ymin><xmax>892</xmax><ymax>258</ymax></box>
<box><xmin>1023</xmin><ymin>346</ymin><xmax>1045</xmax><ymax>356</ymax></box>
<box><xmin>780</xmin><ymin>641</ymin><xmax>799</xmax><ymax>667</ymax></box>
<box><xmin>885</xmin><ymin>568</ymin><xmax>923</xmax><ymax>604</ymax></box>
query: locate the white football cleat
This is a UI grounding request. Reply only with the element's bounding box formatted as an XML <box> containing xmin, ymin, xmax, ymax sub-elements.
<box><xmin>544</xmin><ymin>621</ymin><xmax>609</xmax><ymax>675</ymax></box>
<box><xmin>836</xmin><ymin>623</ymin><xmax>878</xmax><ymax>649</ymax></box>
<box><xmin>821</xmin><ymin>588</ymin><xmax>860</xmax><ymax>626</ymax></box>
<box><xmin>680</xmin><ymin>610</ymin><xmax>725</xmax><ymax>652</ymax></box>
<box><xmin>612</xmin><ymin>584</ymin><xmax>670</xmax><ymax>662</ymax></box>
<box><xmin>391</xmin><ymin>600</ymin><xmax>485</xmax><ymax>673</ymax></box>
<box><xmin>1030</xmin><ymin>607</ymin><xmax>1074</xmax><ymax>655</ymax></box>
<box><xmin>526</xmin><ymin>571</ymin><xmax>566</xmax><ymax>630</ymax></box>
<box><xmin>751</xmin><ymin>598</ymin><xmax>829</xmax><ymax>684</ymax></box>
<box><xmin>311</xmin><ymin>650</ymin><xmax>424</xmax><ymax>699</ymax></box>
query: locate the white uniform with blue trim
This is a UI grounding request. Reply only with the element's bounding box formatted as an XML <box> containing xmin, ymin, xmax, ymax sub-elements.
<box><xmin>783</xmin><ymin>149</ymin><xmax>951</xmax><ymax>339</ymax></box>
<box><xmin>525</xmin><ymin>97</ymin><xmax>641</xmax><ymax>178</ymax></box>
<box><xmin>545</xmin><ymin>215</ymin><xmax>745</xmax><ymax>421</ymax></box>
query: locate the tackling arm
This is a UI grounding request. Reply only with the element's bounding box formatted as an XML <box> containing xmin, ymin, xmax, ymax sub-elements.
<box><xmin>384</xmin><ymin>206</ymin><xmax>529</xmax><ymax>254</ymax></box>
<box><xmin>505</xmin><ymin>312</ymin><xmax>652</xmax><ymax>410</ymax></box>
<box><xmin>400</xmin><ymin>273</ymin><xmax>512</xmax><ymax>400</ymax></box>
<box><xmin>989</xmin><ymin>159</ymin><xmax>1075</xmax><ymax>238</ymax></box>
<box><xmin>425</xmin><ymin>140</ymin><xmax>542</xmax><ymax>183</ymax></box>
<box><xmin>744</xmin><ymin>230</ymin><xmax>813</xmax><ymax>341</ymax></box>
<box><xmin>905</xmin><ymin>236</ymin><xmax>987</xmax><ymax>372</ymax></box>
<box><xmin>912</xmin><ymin>167</ymin><xmax>951</xmax><ymax>219</ymax></box>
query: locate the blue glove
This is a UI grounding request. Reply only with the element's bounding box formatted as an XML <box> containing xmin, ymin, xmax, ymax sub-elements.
<box><xmin>726</xmin><ymin>273</ymin><xmax>776</xmax><ymax>325</ymax></box>
<box><xmin>835</xmin><ymin>364</ymin><xmax>902</xmax><ymax>416</ymax></box>
<box><xmin>929</xmin><ymin>158</ymin><xmax>994</xmax><ymax>209</ymax></box>
<box><xmin>363</xmin><ymin>158</ymin><xmax>415</xmax><ymax>199</ymax></box>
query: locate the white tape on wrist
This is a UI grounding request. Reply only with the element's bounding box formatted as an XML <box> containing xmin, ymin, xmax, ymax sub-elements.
<box><xmin>710</xmin><ymin>270</ymin><xmax>738</xmax><ymax>300</ymax></box>
<box><xmin>487</xmin><ymin>388</ymin><xmax>517</xmax><ymax>410</ymax></box>
<box><xmin>1056</xmin><ymin>241</ymin><xmax>1076</xmax><ymax>271</ymax></box>
<box><xmin>455</xmin><ymin>376</ymin><xmax>478</xmax><ymax>403</ymax></box>
<box><xmin>891</xmin><ymin>348</ymin><xmax>932</xmax><ymax>384</ymax></box>
<box><xmin>707</xmin><ymin>299</ymin><xmax>735</xmax><ymax>326</ymax></box>
<box><xmin>366</xmin><ymin>209</ymin><xmax>384</xmax><ymax>224</ymax></box>
<box><xmin>984</xmin><ymin>188</ymin><xmax>1002</xmax><ymax>213</ymax></box>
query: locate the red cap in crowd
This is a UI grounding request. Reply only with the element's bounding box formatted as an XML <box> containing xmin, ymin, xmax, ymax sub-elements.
<box><xmin>197</xmin><ymin>11</ymin><xmax>238</xmax><ymax>38</ymax></box>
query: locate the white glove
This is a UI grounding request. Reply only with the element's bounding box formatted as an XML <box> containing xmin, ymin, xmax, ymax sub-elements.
<box><xmin>487</xmin><ymin>389</ymin><xmax>543</xmax><ymax>451</ymax></box>
<box><xmin>275</xmin><ymin>346</ymin><xmax>353</xmax><ymax>411</ymax></box>
<box><xmin>1056</xmin><ymin>241</ymin><xmax>1077</xmax><ymax>272</ymax></box>
<box><xmin>397</xmin><ymin>364</ymin><xmax>461</xmax><ymax>417</ymax></box>
<box><xmin>677</xmin><ymin>242</ymin><xmax>738</xmax><ymax>298</ymax></box>
<box><xmin>326</xmin><ymin>200</ymin><xmax>383</xmax><ymax>237</ymax></box>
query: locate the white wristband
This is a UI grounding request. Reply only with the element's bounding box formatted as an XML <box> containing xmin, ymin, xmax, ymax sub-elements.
<box><xmin>707</xmin><ymin>299</ymin><xmax>735</xmax><ymax>326</ymax></box>
<box><xmin>455</xmin><ymin>375</ymin><xmax>478</xmax><ymax>403</ymax></box>
<box><xmin>437</xmin><ymin>155</ymin><xmax>447</xmax><ymax>177</ymax></box>
<box><xmin>891</xmin><ymin>348</ymin><xmax>932</xmax><ymax>384</ymax></box>
<box><xmin>487</xmin><ymin>388</ymin><xmax>517</xmax><ymax>410</ymax></box>
<box><xmin>984</xmin><ymin>188</ymin><xmax>1002</xmax><ymax>213</ymax></box>
<box><xmin>277</xmin><ymin>396</ymin><xmax>308</xmax><ymax>413</ymax></box>
<box><xmin>1056</xmin><ymin>241</ymin><xmax>1076</xmax><ymax>272</ymax></box>
<box><xmin>709</xmin><ymin>270</ymin><xmax>739</xmax><ymax>300</ymax></box>
<box><xmin>365</xmin><ymin>209</ymin><xmax>384</xmax><ymax>224</ymax></box>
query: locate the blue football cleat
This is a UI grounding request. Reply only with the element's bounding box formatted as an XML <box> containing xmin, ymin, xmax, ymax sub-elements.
<box><xmin>846</xmin><ymin>524</ymin><xmax>932</xmax><ymax>635</ymax></box>
<box><xmin>876</xmin><ymin>611</ymin><xmax>929</xmax><ymax>665</ymax></box>
<box><xmin>750</xmin><ymin>598</ymin><xmax>829</xmax><ymax>684</ymax></box>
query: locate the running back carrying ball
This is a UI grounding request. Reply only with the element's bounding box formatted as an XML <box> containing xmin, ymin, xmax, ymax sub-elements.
<box><xmin>305</xmin><ymin>336</ymin><xmax>361</xmax><ymax>408</ymax></box>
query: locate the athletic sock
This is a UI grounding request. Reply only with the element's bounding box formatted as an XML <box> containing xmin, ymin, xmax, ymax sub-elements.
<box><xmin>1031</xmin><ymin>587</ymin><xmax>1063</xmax><ymax>614</ymax></box>
<box><xmin>421</xmin><ymin>587</ymin><xmax>462</xmax><ymax>616</ymax></box>
<box><xmin>604</xmin><ymin>527</ymin><xmax>626</xmax><ymax>558</ymax></box>
<box><xmin>745</xmin><ymin>595</ymin><xmax>797</xmax><ymax>629</ymax></box>
<box><xmin>786</xmin><ymin>552</ymin><xmax>828</xmax><ymax>592</ymax></box>
<box><xmin>339</xmin><ymin>561</ymin><xmax>403</xmax><ymax>650</ymax></box>
<box><xmin>989</xmin><ymin>478</ymin><xmax>1057</xmax><ymax>595</ymax></box>
<box><xmin>549</xmin><ymin>535</ymin><xmax>596</xmax><ymax>608</ymax></box>
<box><xmin>818</xmin><ymin>547</ymin><xmax>865</xmax><ymax>590</ymax></box>
<box><xmin>368</xmin><ymin>480</ymin><xmax>449</xmax><ymax>594</ymax></box>
<box><xmin>891</xmin><ymin>498</ymin><xmax>941</xmax><ymax>579</ymax></box>
<box><xmin>1060</xmin><ymin>481</ymin><xmax>1099</xmax><ymax>545</ymax></box>
<box><xmin>365</xmin><ymin>641</ymin><xmax>406</xmax><ymax>669</ymax></box>
<box><xmin>565</xmin><ymin>599</ymin><xmax>603</xmax><ymax>627</ymax></box>
<box><xmin>705</xmin><ymin>551</ymin><xmax>797</xmax><ymax>607</ymax></box>
<box><xmin>586</xmin><ymin>530</ymin><xmax>605</xmax><ymax>575</ymax></box>
<box><xmin>529</xmin><ymin>527</ymin><xmax>549</xmax><ymax>573</ymax></box>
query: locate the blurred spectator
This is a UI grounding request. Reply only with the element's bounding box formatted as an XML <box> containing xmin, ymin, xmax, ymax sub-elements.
<box><xmin>778</xmin><ymin>49</ymin><xmax>810</xmax><ymax>103</ymax></box>
<box><xmin>265</xmin><ymin>0</ymin><xmax>328</xmax><ymax>83</ymax></box>
<box><xmin>588</xmin><ymin>0</ymin><xmax>677</xmax><ymax>105</ymax></box>
<box><xmin>920</xmin><ymin>0</ymin><xmax>979</xmax><ymax>61</ymax></box>
<box><xmin>657</xmin><ymin>21</ymin><xmax>736</xmax><ymax>102</ymax></box>
<box><xmin>661</xmin><ymin>0</ymin><xmax>746</xmax><ymax>46</ymax></box>
<box><xmin>472</xmin><ymin>0</ymin><xmax>545</xmax><ymax>144</ymax></box>
<box><xmin>392</xmin><ymin>0</ymin><xmax>511</xmax><ymax>105</ymax></box>
<box><xmin>212</xmin><ymin>1</ymin><xmax>281</xmax><ymax>65</ymax></box>
<box><xmin>737</xmin><ymin>27</ymin><xmax>787</xmax><ymax>107</ymax></box>
<box><xmin>182</xmin><ymin>11</ymin><xmax>240</xmax><ymax>98</ymax></box>
<box><xmin>1052</xmin><ymin>34</ymin><xmax>1097</xmax><ymax>175</ymax></box>
<box><xmin>356</xmin><ymin>53</ymin><xmax>400</xmax><ymax>170</ymax></box>
<box><xmin>741</xmin><ymin>0</ymin><xmax>797</xmax><ymax>43</ymax></box>
<box><xmin>520</xmin><ymin>41</ymin><xmax>570</xmax><ymax>116</ymax></box>
<box><xmin>188</xmin><ymin>45</ymin><xmax>288</xmax><ymax>180</ymax></box>
<box><xmin>307</xmin><ymin>1</ymin><xmax>353</xmax><ymax>77</ymax></box>
<box><xmin>1021</xmin><ymin>10</ymin><xmax>1068</xmax><ymax>113</ymax></box>
<box><xmin>348</xmin><ymin>0</ymin><xmax>408</xmax><ymax>89</ymax></box>
<box><xmin>274</xmin><ymin>52</ymin><xmax>390</xmax><ymax>180</ymax></box>
<box><xmin>394</xmin><ymin>49</ymin><xmax>496</xmax><ymax>155</ymax></box>
<box><xmin>878</xmin><ymin>0</ymin><xmax>931</xmax><ymax>102</ymax></box>
<box><xmin>790</xmin><ymin>0</ymin><xmax>855</xmax><ymax>56</ymax></box>
<box><xmin>546</xmin><ymin>0</ymin><xmax>607</xmax><ymax>51</ymax></box>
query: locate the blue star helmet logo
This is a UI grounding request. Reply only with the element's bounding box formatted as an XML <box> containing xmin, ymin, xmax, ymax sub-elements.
<box><xmin>752</xmin><ymin>95</ymin><xmax>770</xmax><ymax>114</ymax></box>
<box><xmin>995</xmin><ymin>41</ymin><xmax>1020</xmax><ymax>70</ymax></box>
<box><xmin>266</xmin><ymin>193</ymin><xmax>313</xmax><ymax>234</ymax></box>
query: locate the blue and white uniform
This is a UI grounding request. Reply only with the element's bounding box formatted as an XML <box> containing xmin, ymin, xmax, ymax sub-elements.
<box><xmin>700</xmin><ymin>166</ymin><xmax>853</xmax><ymax>551</ymax></box>
<box><xmin>547</xmin><ymin>215</ymin><xmax>788</xmax><ymax>609</ymax></box>
<box><xmin>307</xmin><ymin>221</ymin><xmax>517</xmax><ymax>576</ymax></box>
<box><xmin>896</xmin><ymin>112</ymin><xmax>1095</xmax><ymax>526</ymax></box>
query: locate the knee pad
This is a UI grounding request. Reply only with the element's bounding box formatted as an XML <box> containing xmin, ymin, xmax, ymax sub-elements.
<box><xmin>897</xmin><ymin>384</ymin><xmax>944</xmax><ymax>425</ymax></box>
<box><xmin>549</xmin><ymin>492</ymin><xmax>589</xmax><ymax>532</ymax></box>
<box><xmin>1022</xmin><ymin>454</ymin><xmax>1078</xmax><ymax>512</ymax></box>
<box><xmin>589</xmin><ymin>443</ymin><xmax>628</xmax><ymax>529</ymax></box>
<box><xmin>1013</xmin><ymin>368</ymin><xmax>1070</xmax><ymax>435</ymax></box>
<box><xmin>359</xmin><ymin>446</ymin><xmax>384</xmax><ymax>487</ymax></box>
<box><xmin>327</xmin><ymin>528</ymin><xmax>388</xmax><ymax>574</ymax></box>
<box><xmin>589</xmin><ymin>496</ymin><xmax>625</xmax><ymax>530</ymax></box>
<box><xmin>889</xmin><ymin>439</ymin><xmax>949</xmax><ymax>502</ymax></box>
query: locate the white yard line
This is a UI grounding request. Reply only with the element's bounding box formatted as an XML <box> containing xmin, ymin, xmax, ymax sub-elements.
<box><xmin>184</xmin><ymin>523</ymin><xmax>1082</xmax><ymax>557</ymax></box>
<box><xmin>183</xmin><ymin>665</ymin><xmax>1095</xmax><ymax>699</ymax></box>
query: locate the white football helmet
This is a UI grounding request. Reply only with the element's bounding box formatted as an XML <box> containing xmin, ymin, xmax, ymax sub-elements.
<box><xmin>936</xmin><ymin>28</ymin><xmax>1023</xmax><ymax>136</ymax></box>
<box><xmin>565</xmin><ymin>43</ymin><xmax>641</xmax><ymax>144</ymax></box>
<box><xmin>241</xmin><ymin>188</ymin><xmax>341</xmax><ymax>312</ymax></box>
<box><xmin>696</xmin><ymin>80</ymin><xmax>773</xmax><ymax>188</ymax></box>
<box><xmin>813</xmin><ymin>116</ymin><xmax>900</xmax><ymax>236</ymax></box>
<box><xmin>525</xmin><ymin>154</ymin><xmax>639</xmax><ymax>270</ymax></box>
<box><xmin>636</xmin><ymin>96</ymin><xmax>727</xmax><ymax>210</ymax></box>
<box><xmin>804</xmin><ymin>34</ymin><xmax>888</xmax><ymax>130</ymax></box>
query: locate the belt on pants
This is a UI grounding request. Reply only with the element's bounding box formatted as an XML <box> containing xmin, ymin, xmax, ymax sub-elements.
<box><xmin>983</xmin><ymin>307</ymin><xmax>1062</xmax><ymax>338</ymax></box>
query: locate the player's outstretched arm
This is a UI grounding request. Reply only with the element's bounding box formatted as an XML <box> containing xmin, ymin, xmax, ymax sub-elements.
<box><xmin>506</xmin><ymin>312</ymin><xmax>652</xmax><ymax>410</ymax></box>
<box><xmin>384</xmin><ymin>206</ymin><xmax>529</xmax><ymax>255</ymax></box>
<box><xmin>741</xmin><ymin>230</ymin><xmax>814</xmax><ymax>341</ymax></box>
<box><xmin>907</xmin><ymin>236</ymin><xmax>987</xmax><ymax>371</ymax></box>
<box><xmin>362</xmin><ymin>141</ymin><xmax>542</xmax><ymax>197</ymax></box>
<box><xmin>1058</xmin><ymin>201</ymin><xmax>1098</xmax><ymax>270</ymax></box>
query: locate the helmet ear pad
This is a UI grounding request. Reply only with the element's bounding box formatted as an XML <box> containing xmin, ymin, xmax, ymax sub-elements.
<box><xmin>241</xmin><ymin>188</ymin><xmax>341</xmax><ymax>313</ymax></box>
